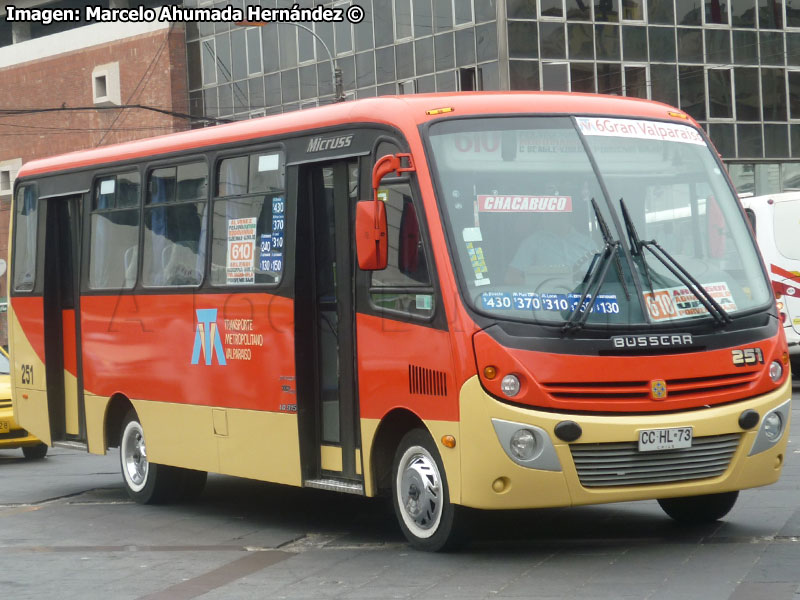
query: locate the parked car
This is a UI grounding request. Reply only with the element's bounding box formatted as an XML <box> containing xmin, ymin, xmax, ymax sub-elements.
<box><xmin>0</xmin><ymin>347</ymin><xmax>47</xmax><ymax>459</ymax></box>
<box><xmin>740</xmin><ymin>192</ymin><xmax>800</xmax><ymax>374</ymax></box>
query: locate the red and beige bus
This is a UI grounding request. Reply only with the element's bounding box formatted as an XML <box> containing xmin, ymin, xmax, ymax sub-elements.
<box><xmin>9</xmin><ymin>93</ymin><xmax>791</xmax><ymax>551</ymax></box>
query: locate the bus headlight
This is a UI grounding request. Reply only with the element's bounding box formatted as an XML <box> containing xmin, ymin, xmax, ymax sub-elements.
<box><xmin>769</xmin><ymin>361</ymin><xmax>783</xmax><ymax>383</ymax></box>
<box><xmin>510</xmin><ymin>429</ymin><xmax>536</xmax><ymax>460</ymax></box>
<box><xmin>764</xmin><ymin>412</ymin><xmax>783</xmax><ymax>441</ymax></box>
<box><xmin>501</xmin><ymin>374</ymin><xmax>520</xmax><ymax>397</ymax></box>
<box><xmin>492</xmin><ymin>419</ymin><xmax>562</xmax><ymax>471</ymax></box>
<box><xmin>749</xmin><ymin>400</ymin><xmax>791</xmax><ymax>456</ymax></box>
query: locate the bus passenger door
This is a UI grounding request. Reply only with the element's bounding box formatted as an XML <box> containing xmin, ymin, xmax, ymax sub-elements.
<box><xmin>295</xmin><ymin>160</ymin><xmax>362</xmax><ymax>492</ymax></box>
<box><xmin>42</xmin><ymin>195</ymin><xmax>86</xmax><ymax>445</ymax></box>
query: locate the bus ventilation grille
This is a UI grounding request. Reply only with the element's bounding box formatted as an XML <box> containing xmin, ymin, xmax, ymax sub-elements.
<box><xmin>409</xmin><ymin>365</ymin><xmax>447</xmax><ymax>396</ymax></box>
<box><xmin>570</xmin><ymin>433</ymin><xmax>741</xmax><ymax>488</ymax></box>
<box><xmin>542</xmin><ymin>371</ymin><xmax>759</xmax><ymax>403</ymax></box>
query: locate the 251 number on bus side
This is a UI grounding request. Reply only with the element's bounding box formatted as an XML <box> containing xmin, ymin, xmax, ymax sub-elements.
<box><xmin>20</xmin><ymin>364</ymin><xmax>33</xmax><ymax>386</ymax></box>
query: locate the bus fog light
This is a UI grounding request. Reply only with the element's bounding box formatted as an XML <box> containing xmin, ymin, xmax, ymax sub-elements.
<box><xmin>501</xmin><ymin>374</ymin><xmax>520</xmax><ymax>397</ymax></box>
<box><xmin>764</xmin><ymin>412</ymin><xmax>783</xmax><ymax>441</ymax></box>
<box><xmin>769</xmin><ymin>360</ymin><xmax>783</xmax><ymax>383</ymax></box>
<box><xmin>510</xmin><ymin>429</ymin><xmax>536</xmax><ymax>460</ymax></box>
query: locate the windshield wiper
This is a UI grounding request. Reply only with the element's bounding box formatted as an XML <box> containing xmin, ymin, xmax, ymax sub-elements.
<box><xmin>562</xmin><ymin>199</ymin><xmax>626</xmax><ymax>334</ymax></box>
<box><xmin>618</xmin><ymin>198</ymin><xmax>731</xmax><ymax>326</ymax></box>
<box><xmin>619</xmin><ymin>197</ymin><xmax>655</xmax><ymax>292</ymax></box>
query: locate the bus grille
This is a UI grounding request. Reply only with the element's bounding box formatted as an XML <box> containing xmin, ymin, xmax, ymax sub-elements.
<box><xmin>0</xmin><ymin>400</ymin><xmax>11</xmax><ymax>409</ymax></box>
<box><xmin>542</xmin><ymin>372</ymin><xmax>759</xmax><ymax>403</ymax></box>
<box><xmin>570</xmin><ymin>433</ymin><xmax>741</xmax><ymax>488</ymax></box>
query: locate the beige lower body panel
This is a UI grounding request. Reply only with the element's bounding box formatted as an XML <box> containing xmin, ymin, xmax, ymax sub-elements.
<box><xmin>13</xmin><ymin>389</ymin><xmax>51</xmax><ymax>446</ymax></box>
<box><xmin>457</xmin><ymin>376</ymin><xmax>791</xmax><ymax>510</ymax></box>
<box><xmin>9</xmin><ymin>309</ymin><xmax>50</xmax><ymax>445</ymax></box>
<box><xmin>84</xmin><ymin>395</ymin><xmax>302</xmax><ymax>486</ymax></box>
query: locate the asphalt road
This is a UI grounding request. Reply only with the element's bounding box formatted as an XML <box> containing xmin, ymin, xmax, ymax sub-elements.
<box><xmin>2</xmin><ymin>393</ymin><xmax>800</xmax><ymax>600</ymax></box>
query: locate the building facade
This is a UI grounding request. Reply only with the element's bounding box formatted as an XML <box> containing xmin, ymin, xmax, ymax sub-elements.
<box><xmin>187</xmin><ymin>0</ymin><xmax>800</xmax><ymax>196</ymax></box>
<box><xmin>0</xmin><ymin>0</ymin><xmax>190</xmax><ymax>344</ymax></box>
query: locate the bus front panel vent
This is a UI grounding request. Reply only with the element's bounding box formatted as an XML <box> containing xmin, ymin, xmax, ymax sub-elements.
<box><xmin>409</xmin><ymin>365</ymin><xmax>447</xmax><ymax>397</ymax></box>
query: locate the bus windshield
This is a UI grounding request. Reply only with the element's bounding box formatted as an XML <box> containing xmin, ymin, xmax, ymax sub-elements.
<box><xmin>427</xmin><ymin>116</ymin><xmax>772</xmax><ymax>328</ymax></box>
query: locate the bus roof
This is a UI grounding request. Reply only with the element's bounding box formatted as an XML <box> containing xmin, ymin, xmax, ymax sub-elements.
<box><xmin>18</xmin><ymin>92</ymin><xmax>691</xmax><ymax>179</ymax></box>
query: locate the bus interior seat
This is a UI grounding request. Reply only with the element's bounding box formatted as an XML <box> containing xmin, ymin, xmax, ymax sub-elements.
<box><xmin>162</xmin><ymin>242</ymin><xmax>201</xmax><ymax>285</ymax></box>
<box><xmin>123</xmin><ymin>245</ymin><xmax>138</xmax><ymax>288</ymax></box>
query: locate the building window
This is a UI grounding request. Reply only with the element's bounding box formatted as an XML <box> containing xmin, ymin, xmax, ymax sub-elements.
<box><xmin>708</xmin><ymin>68</ymin><xmax>734</xmax><ymax>119</ymax></box>
<box><xmin>704</xmin><ymin>0</ymin><xmax>730</xmax><ymax>24</ymax></box>
<box><xmin>92</xmin><ymin>62</ymin><xmax>120</xmax><ymax>106</ymax></box>
<box><xmin>395</xmin><ymin>0</ymin><xmax>413</xmax><ymax>40</ymax></box>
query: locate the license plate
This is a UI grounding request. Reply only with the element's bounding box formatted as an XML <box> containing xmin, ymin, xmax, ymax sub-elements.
<box><xmin>0</xmin><ymin>420</ymin><xmax>9</xmax><ymax>434</ymax></box>
<box><xmin>638</xmin><ymin>427</ymin><xmax>693</xmax><ymax>452</ymax></box>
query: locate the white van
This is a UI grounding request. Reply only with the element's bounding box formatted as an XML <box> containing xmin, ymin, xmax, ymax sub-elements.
<box><xmin>740</xmin><ymin>192</ymin><xmax>800</xmax><ymax>370</ymax></box>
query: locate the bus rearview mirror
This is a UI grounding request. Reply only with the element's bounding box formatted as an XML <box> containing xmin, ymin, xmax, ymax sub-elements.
<box><xmin>356</xmin><ymin>200</ymin><xmax>388</xmax><ymax>271</ymax></box>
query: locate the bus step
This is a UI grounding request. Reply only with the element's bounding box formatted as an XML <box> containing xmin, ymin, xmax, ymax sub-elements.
<box><xmin>51</xmin><ymin>440</ymin><xmax>89</xmax><ymax>451</ymax></box>
<box><xmin>304</xmin><ymin>478</ymin><xmax>364</xmax><ymax>495</ymax></box>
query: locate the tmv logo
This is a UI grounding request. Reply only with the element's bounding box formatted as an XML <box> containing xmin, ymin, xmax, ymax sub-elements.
<box><xmin>191</xmin><ymin>309</ymin><xmax>226</xmax><ymax>366</ymax></box>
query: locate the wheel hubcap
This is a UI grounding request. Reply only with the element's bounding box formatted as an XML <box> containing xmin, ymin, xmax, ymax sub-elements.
<box><xmin>123</xmin><ymin>424</ymin><xmax>148</xmax><ymax>488</ymax></box>
<box><xmin>400</xmin><ymin>452</ymin><xmax>441</xmax><ymax>531</ymax></box>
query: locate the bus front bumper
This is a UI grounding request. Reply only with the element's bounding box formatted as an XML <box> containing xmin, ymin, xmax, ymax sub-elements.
<box><xmin>457</xmin><ymin>375</ymin><xmax>791</xmax><ymax>510</ymax></box>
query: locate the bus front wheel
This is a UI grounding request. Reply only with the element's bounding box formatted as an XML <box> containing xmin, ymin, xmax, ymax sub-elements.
<box><xmin>22</xmin><ymin>443</ymin><xmax>48</xmax><ymax>460</ymax></box>
<box><xmin>119</xmin><ymin>410</ymin><xmax>184</xmax><ymax>504</ymax></box>
<box><xmin>391</xmin><ymin>429</ymin><xmax>465</xmax><ymax>551</ymax></box>
<box><xmin>657</xmin><ymin>491</ymin><xmax>739</xmax><ymax>524</ymax></box>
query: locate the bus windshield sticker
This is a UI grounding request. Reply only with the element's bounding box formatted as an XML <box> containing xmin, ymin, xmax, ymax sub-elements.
<box><xmin>462</xmin><ymin>227</ymin><xmax>482</xmax><ymax>242</ymax></box>
<box><xmin>100</xmin><ymin>179</ymin><xmax>115</xmax><ymax>195</ymax></box>
<box><xmin>481</xmin><ymin>292</ymin><xmax>511</xmax><ymax>310</ymax></box>
<box><xmin>477</xmin><ymin>195</ymin><xmax>572</xmax><ymax>213</ymax></box>
<box><xmin>480</xmin><ymin>292</ymin><xmax>619</xmax><ymax>313</ymax></box>
<box><xmin>575</xmin><ymin>117</ymin><xmax>706</xmax><ymax>146</ymax></box>
<box><xmin>258</xmin><ymin>153</ymin><xmax>280</xmax><ymax>172</ymax></box>
<box><xmin>466</xmin><ymin>241</ymin><xmax>490</xmax><ymax>286</ymax></box>
<box><xmin>415</xmin><ymin>294</ymin><xmax>433</xmax><ymax>310</ymax></box>
<box><xmin>227</xmin><ymin>217</ymin><xmax>257</xmax><ymax>285</ymax></box>
<box><xmin>644</xmin><ymin>281</ymin><xmax>738</xmax><ymax>322</ymax></box>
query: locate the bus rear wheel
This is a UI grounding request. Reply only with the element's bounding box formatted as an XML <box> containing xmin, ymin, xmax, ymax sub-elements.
<box><xmin>657</xmin><ymin>491</ymin><xmax>739</xmax><ymax>524</ymax></box>
<box><xmin>391</xmin><ymin>429</ymin><xmax>464</xmax><ymax>552</ymax></box>
<box><xmin>120</xmin><ymin>410</ymin><xmax>184</xmax><ymax>504</ymax></box>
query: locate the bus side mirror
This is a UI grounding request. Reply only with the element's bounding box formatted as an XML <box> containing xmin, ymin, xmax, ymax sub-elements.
<box><xmin>356</xmin><ymin>200</ymin><xmax>388</xmax><ymax>270</ymax></box>
<box><xmin>356</xmin><ymin>153</ymin><xmax>416</xmax><ymax>271</ymax></box>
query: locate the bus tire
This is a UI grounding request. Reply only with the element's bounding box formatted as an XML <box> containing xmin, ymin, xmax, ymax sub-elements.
<box><xmin>119</xmin><ymin>410</ymin><xmax>182</xmax><ymax>504</ymax></box>
<box><xmin>391</xmin><ymin>429</ymin><xmax>465</xmax><ymax>552</ymax></box>
<box><xmin>22</xmin><ymin>443</ymin><xmax>48</xmax><ymax>460</ymax></box>
<box><xmin>657</xmin><ymin>491</ymin><xmax>739</xmax><ymax>524</ymax></box>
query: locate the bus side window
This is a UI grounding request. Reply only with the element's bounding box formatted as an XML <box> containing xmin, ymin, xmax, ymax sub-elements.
<box><xmin>369</xmin><ymin>182</ymin><xmax>434</xmax><ymax>317</ymax></box>
<box><xmin>89</xmin><ymin>172</ymin><xmax>141</xmax><ymax>290</ymax></box>
<box><xmin>13</xmin><ymin>185</ymin><xmax>38</xmax><ymax>292</ymax></box>
<box><xmin>143</xmin><ymin>161</ymin><xmax>209</xmax><ymax>287</ymax></box>
<box><xmin>210</xmin><ymin>151</ymin><xmax>285</xmax><ymax>286</ymax></box>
